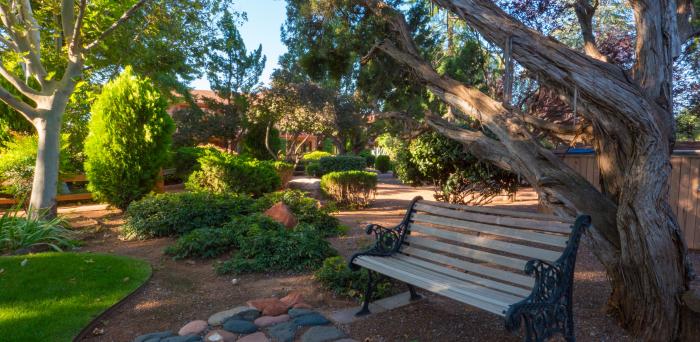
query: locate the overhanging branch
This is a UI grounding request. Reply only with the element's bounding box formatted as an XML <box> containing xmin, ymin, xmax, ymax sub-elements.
<box><xmin>84</xmin><ymin>0</ymin><xmax>149</xmax><ymax>52</ymax></box>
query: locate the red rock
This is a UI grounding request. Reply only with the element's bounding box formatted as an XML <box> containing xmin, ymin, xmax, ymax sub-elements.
<box><xmin>254</xmin><ymin>314</ymin><xmax>290</xmax><ymax>327</ymax></box>
<box><xmin>178</xmin><ymin>320</ymin><xmax>208</xmax><ymax>336</ymax></box>
<box><xmin>237</xmin><ymin>332</ymin><xmax>270</xmax><ymax>342</ymax></box>
<box><xmin>247</xmin><ymin>298</ymin><xmax>291</xmax><ymax>316</ymax></box>
<box><xmin>293</xmin><ymin>302</ymin><xmax>313</xmax><ymax>309</ymax></box>
<box><xmin>280</xmin><ymin>291</ymin><xmax>304</xmax><ymax>306</ymax></box>
<box><xmin>263</xmin><ymin>202</ymin><xmax>297</xmax><ymax>229</ymax></box>
<box><xmin>204</xmin><ymin>329</ymin><xmax>237</xmax><ymax>342</ymax></box>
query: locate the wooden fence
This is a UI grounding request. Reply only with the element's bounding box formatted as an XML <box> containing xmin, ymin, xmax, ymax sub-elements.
<box><xmin>559</xmin><ymin>150</ymin><xmax>700</xmax><ymax>250</ymax></box>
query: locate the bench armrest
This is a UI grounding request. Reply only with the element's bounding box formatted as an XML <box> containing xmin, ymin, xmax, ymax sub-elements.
<box><xmin>504</xmin><ymin>215</ymin><xmax>591</xmax><ymax>340</ymax></box>
<box><xmin>349</xmin><ymin>197</ymin><xmax>423</xmax><ymax>270</ymax></box>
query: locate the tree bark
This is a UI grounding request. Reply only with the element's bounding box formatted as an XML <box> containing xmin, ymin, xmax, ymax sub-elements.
<box><xmin>364</xmin><ymin>0</ymin><xmax>696</xmax><ymax>339</ymax></box>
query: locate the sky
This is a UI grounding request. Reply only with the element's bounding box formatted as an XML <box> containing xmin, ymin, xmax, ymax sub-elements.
<box><xmin>190</xmin><ymin>0</ymin><xmax>288</xmax><ymax>90</ymax></box>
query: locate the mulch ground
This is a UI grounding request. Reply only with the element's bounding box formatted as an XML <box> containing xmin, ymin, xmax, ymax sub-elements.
<box><xmin>59</xmin><ymin>176</ymin><xmax>699</xmax><ymax>342</ymax></box>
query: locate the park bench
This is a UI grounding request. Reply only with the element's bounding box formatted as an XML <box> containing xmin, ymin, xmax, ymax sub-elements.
<box><xmin>349</xmin><ymin>196</ymin><xmax>591</xmax><ymax>342</ymax></box>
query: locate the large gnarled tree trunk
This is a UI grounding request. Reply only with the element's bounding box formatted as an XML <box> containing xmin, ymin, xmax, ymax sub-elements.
<box><xmin>363</xmin><ymin>0</ymin><xmax>698</xmax><ymax>339</ymax></box>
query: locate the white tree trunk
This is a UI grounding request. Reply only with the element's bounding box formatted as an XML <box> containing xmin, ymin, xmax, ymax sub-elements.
<box><xmin>28</xmin><ymin>94</ymin><xmax>70</xmax><ymax>218</ymax></box>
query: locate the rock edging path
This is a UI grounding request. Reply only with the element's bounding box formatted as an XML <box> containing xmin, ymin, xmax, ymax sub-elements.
<box><xmin>132</xmin><ymin>292</ymin><xmax>357</xmax><ymax>342</ymax></box>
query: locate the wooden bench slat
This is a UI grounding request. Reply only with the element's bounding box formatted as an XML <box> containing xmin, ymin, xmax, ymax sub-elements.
<box><xmin>411</xmin><ymin>213</ymin><xmax>569</xmax><ymax>248</ymax></box>
<box><xmin>414</xmin><ymin>202</ymin><xmax>573</xmax><ymax>235</ymax></box>
<box><xmin>354</xmin><ymin>256</ymin><xmax>510</xmax><ymax>316</ymax></box>
<box><xmin>418</xmin><ymin>200</ymin><xmax>576</xmax><ymax>225</ymax></box>
<box><xmin>376</xmin><ymin>256</ymin><xmax>525</xmax><ymax>304</ymax></box>
<box><xmin>407</xmin><ymin>235</ymin><xmax>529</xmax><ymax>271</ymax></box>
<box><xmin>394</xmin><ymin>254</ymin><xmax>532</xmax><ymax>297</ymax></box>
<box><xmin>410</xmin><ymin>224</ymin><xmax>562</xmax><ymax>262</ymax></box>
<box><xmin>401</xmin><ymin>246</ymin><xmax>535</xmax><ymax>288</ymax></box>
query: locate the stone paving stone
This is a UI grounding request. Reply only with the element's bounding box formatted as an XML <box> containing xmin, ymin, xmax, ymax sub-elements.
<box><xmin>204</xmin><ymin>330</ymin><xmax>237</xmax><ymax>342</ymax></box>
<box><xmin>293</xmin><ymin>313</ymin><xmax>330</xmax><ymax>327</ymax></box>
<box><xmin>222</xmin><ymin>319</ymin><xmax>258</xmax><ymax>334</ymax></box>
<box><xmin>133</xmin><ymin>331</ymin><xmax>174</xmax><ymax>342</ymax></box>
<box><xmin>287</xmin><ymin>308</ymin><xmax>315</xmax><ymax>318</ymax></box>
<box><xmin>237</xmin><ymin>332</ymin><xmax>270</xmax><ymax>342</ymax></box>
<box><xmin>208</xmin><ymin>306</ymin><xmax>260</xmax><ymax>326</ymax></box>
<box><xmin>161</xmin><ymin>335</ymin><xmax>203</xmax><ymax>342</ymax></box>
<box><xmin>178</xmin><ymin>320</ymin><xmax>208</xmax><ymax>336</ymax></box>
<box><xmin>254</xmin><ymin>314</ymin><xmax>290</xmax><ymax>327</ymax></box>
<box><xmin>300</xmin><ymin>326</ymin><xmax>347</xmax><ymax>342</ymax></box>
<box><xmin>267</xmin><ymin>321</ymin><xmax>298</xmax><ymax>342</ymax></box>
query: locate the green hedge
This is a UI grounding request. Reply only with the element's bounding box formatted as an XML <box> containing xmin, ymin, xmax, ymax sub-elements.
<box><xmin>320</xmin><ymin>171</ymin><xmax>377</xmax><ymax>208</ymax></box>
<box><xmin>186</xmin><ymin>152</ymin><xmax>280</xmax><ymax>197</ymax></box>
<box><xmin>122</xmin><ymin>192</ymin><xmax>255</xmax><ymax>239</ymax></box>
<box><xmin>375</xmin><ymin>155</ymin><xmax>391</xmax><ymax>173</ymax></box>
<box><xmin>301</xmin><ymin>151</ymin><xmax>333</xmax><ymax>162</ymax></box>
<box><xmin>318</xmin><ymin>155</ymin><xmax>366</xmax><ymax>175</ymax></box>
<box><xmin>270</xmin><ymin>161</ymin><xmax>294</xmax><ymax>187</ymax></box>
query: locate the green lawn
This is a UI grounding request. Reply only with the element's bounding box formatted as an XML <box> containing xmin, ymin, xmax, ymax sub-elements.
<box><xmin>0</xmin><ymin>252</ymin><xmax>151</xmax><ymax>342</ymax></box>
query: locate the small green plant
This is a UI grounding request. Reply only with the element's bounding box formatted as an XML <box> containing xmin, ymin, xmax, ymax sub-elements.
<box><xmin>301</xmin><ymin>151</ymin><xmax>333</xmax><ymax>162</ymax></box>
<box><xmin>318</xmin><ymin>155</ymin><xmax>366</xmax><ymax>175</ymax></box>
<box><xmin>216</xmin><ymin>222</ymin><xmax>337</xmax><ymax>274</ymax></box>
<box><xmin>122</xmin><ymin>192</ymin><xmax>255</xmax><ymax>239</ymax></box>
<box><xmin>320</xmin><ymin>171</ymin><xmax>377</xmax><ymax>208</ymax></box>
<box><xmin>0</xmin><ymin>209</ymin><xmax>75</xmax><ymax>253</ymax></box>
<box><xmin>254</xmin><ymin>189</ymin><xmax>344</xmax><ymax>237</ymax></box>
<box><xmin>186</xmin><ymin>151</ymin><xmax>281</xmax><ymax>197</ymax></box>
<box><xmin>164</xmin><ymin>226</ymin><xmax>239</xmax><ymax>259</ymax></box>
<box><xmin>305</xmin><ymin>161</ymin><xmax>322</xmax><ymax>177</ymax></box>
<box><xmin>375</xmin><ymin>155</ymin><xmax>391</xmax><ymax>173</ymax></box>
<box><xmin>269</xmin><ymin>161</ymin><xmax>294</xmax><ymax>187</ymax></box>
<box><xmin>358</xmin><ymin>150</ymin><xmax>375</xmax><ymax>167</ymax></box>
<box><xmin>84</xmin><ymin>66</ymin><xmax>175</xmax><ymax>210</ymax></box>
<box><xmin>315</xmin><ymin>256</ymin><xmax>393</xmax><ymax>301</ymax></box>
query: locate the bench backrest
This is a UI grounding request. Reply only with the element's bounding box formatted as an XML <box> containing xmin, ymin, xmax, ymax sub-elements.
<box><xmin>400</xmin><ymin>200</ymin><xmax>577</xmax><ymax>293</ymax></box>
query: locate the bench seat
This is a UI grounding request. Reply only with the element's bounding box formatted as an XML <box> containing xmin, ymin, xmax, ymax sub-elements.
<box><xmin>349</xmin><ymin>196</ymin><xmax>591</xmax><ymax>342</ymax></box>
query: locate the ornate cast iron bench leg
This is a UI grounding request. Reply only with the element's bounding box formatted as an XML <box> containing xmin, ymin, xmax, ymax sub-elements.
<box><xmin>504</xmin><ymin>215</ymin><xmax>590</xmax><ymax>342</ymax></box>
<box><xmin>407</xmin><ymin>284</ymin><xmax>421</xmax><ymax>301</ymax></box>
<box><xmin>356</xmin><ymin>270</ymin><xmax>375</xmax><ymax>316</ymax></box>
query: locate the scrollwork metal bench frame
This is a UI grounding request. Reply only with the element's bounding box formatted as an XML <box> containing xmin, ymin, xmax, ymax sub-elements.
<box><xmin>349</xmin><ymin>196</ymin><xmax>591</xmax><ymax>342</ymax></box>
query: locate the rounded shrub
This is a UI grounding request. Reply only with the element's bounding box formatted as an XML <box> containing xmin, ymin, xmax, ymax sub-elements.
<box><xmin>318</xmin><ymin>155</ymin><xmax>366</xmax><ymax>175</ymax></box>
<box><xmin>268</xmin><ymin>161</ymin><xmax>294</xmax><ymax>188</ymax></box>
<box><xmin>122</xmin><ymin>191</ymin><xmax>255</xmax><ymax>239</ymax></box>
<box><xmin>374</xmin><ymin>155</ymin><xmax>391</xmax><ymax>173</ymax></box>
<box><xmin>164</xmin><ymin>226</ymin><xmax>239</xmax><ymax>260</ymax></box>
<box><xmin>320</xmin><ymin>171</ymin><xmax>377</xmax><ymax>208</ymax></box>
<box><xmin>315</xmin><ymin>256</ymin><xmax>393</xmax><ymax>301</ymax></box>
<box><xmin>84</xmin><ymin>67</ymin><xmax>174</xmax><ymax>210</ymax></box>
<box><xmin>254</xmin><ymin>189</ymin><xmax>344</xmax><ymax>237</ymax></box>
<box><xmin>358</xmin><ymin>150</ymin><xmax>375</xmax><ymax>167</ymax></box>
<box><xmin>301</xmin><ymin>151</ymin><xmax>333</xmax><ymax>162</ymax></box>
<box><xmin>305</xmin><ymin>161</ymin><xmax>322</xmax><ymax>177</ymax></box>
<box><xmin>185</xmin><ymin>151</ymin><xmax>281</xmax><ymax>197</ymax></box>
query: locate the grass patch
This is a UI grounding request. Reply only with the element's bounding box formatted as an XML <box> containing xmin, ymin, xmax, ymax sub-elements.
<box><xmin>0</xmin><ymin>252</ymin><xmax>151</xmax><ymax>341</ymax></box>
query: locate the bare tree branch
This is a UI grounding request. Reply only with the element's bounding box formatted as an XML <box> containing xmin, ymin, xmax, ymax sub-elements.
<box><xmin>84</xmin><ymin>0</ymin><xmax>149</xmax><ymax>52</ymax></box>
<box><xmin>574</xmin><ymin>0</ymin><xmax>608</xmax><ymax>62</ymax></box>
<box><xmin>68</xmin><ymin>0</ymin><xmax>87</xmax><ymax>58</ymax></box>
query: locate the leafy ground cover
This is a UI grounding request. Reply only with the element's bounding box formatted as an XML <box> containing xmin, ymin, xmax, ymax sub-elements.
<box><xmin>0</xmin><ymin>252</ymin><xmax>151</xmax><ymax>341</ymax></box>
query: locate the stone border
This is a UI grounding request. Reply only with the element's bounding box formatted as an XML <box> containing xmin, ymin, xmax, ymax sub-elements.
<box><xmin>73</xmin><ymin>267</ymin><xmax>154</xmax><ymax>342</ymax></box>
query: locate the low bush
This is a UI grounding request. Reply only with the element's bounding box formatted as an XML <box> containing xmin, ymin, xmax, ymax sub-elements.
<box><xmin>358</xmin><ymin>150</ymin><xmax>375</xmax><ymax>167</ymax></box>
<box><xmin>254</xmin><ymin>190</ymin><xmax>344</xmax><ymax>237</ymax></box>
<box><xmin>0</xmin><ymin>210</ymin><xmax>75</xmax><ymax>253</ymax></box>
<box><xmin>122</xmin><ymin>192</ymin><xmax>255</xmax><ymax>239</ymax></box>
<box><xmin>315</xmin><ymin>256</ymin><xmax>393</xmax><ymax>301</ymax></box>
<box><xmin>301</xmin><ymin>151</ymin><xmax>333</xmax><ymax>162</ymax></box>
<box><xmin>164</xmin><ymin>226</ymin><xmax>238</xmax><ymax>259</ymax></box>
<box><xmin>318</xmin><ymin>155</ymin><xmax>366</xmax><ymax>175</ymax></box>
<box><xmin>320</xmin><ymin>171</ymin><xmax>377</xmax><ymax>208</ymax></box>
<box><xmin>216</xmin><ymin>221</ymin><xmax>336</xmax><ymax>274</ymax></box>
<box><xmin>374</xmin><ymin>155</ymin><xmax>391</xmax><ymax>173</ymax></box>
<box><xmin>170</xmin><ymin>146</ymin><xmax>221</xmax><ymax>181</ymax></box>
<box><xmin>269</xmin><ymin>161</ymin><xmax>294</xmax><ymax>187</ymax></box>
<box><xmin>305</xmin><ymin>161</ymin><xmax>322</xmax><ymax>177</ymax></box>
<box><xmin>186</xmin><ymin>151</ymin><xmax>280</xmax><ymax>197</ymax></box>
